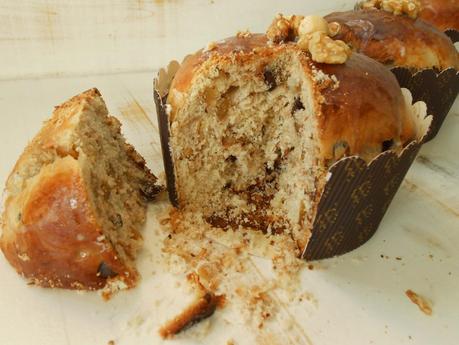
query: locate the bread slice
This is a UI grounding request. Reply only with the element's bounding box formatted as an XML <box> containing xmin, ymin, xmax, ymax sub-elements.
<box><xmin>0</xmin><ymin>88</ymin><xmax>161</xmax><ymax>290</ymax></box>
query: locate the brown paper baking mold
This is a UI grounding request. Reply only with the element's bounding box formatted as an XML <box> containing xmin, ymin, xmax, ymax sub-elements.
<box><xmin>445</xmin><ymin>29</ymin><xmax>458</xmax><ymax>43</ymax></box>
<box><xmin>154</xmin><ymin>61</ymin><xmax>432</xmax><ymax>261</ymax></box>
<box><xmin>391</xmin><ymin>67</ymin><xmax>458</xmax><ymax>142</ymax></box>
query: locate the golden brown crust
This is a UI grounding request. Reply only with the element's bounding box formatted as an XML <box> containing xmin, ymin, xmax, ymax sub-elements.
<box><xmin>168</xmin><ymin>34</ymin><xmax>413</xmax><ymax>161</ymax></box>
<box><xmin>419</xmin><ymin>0</ymin><xmax>459</xmax><ymax>31</ymax></box>
<box><xmin>316</xmin><ymin>53</ymin><xmax>409</xmax><ymax>160</ymax></box>
<box><xmin>325</xmin><ymin>9</ymin><xmax>459</xmax><ymax>70</ymax></box>
<box><xmin>1</xmin><ymin>157</ymin><xmax>136</xmax><ymax>290</ymax></box>
<box><xmin>0</xmin><ymin>88</ymin><xmax>153</xmax><ymax>290</ymax></box>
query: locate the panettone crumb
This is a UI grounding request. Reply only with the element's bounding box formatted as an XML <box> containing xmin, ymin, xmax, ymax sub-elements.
<box><xmin>159</xmin><ymin>207</ymin><xmax>308</xmax><ymax>336</ymax></box>
<box><xmin>405</xmin><ymin>289</ymin><xmax>432</xmax><ymax>315</ymax></box>
<box><xmin>158</xmin><ymin>271</ymin><xmax>224</xmax><ymax>338</ymax></box>
<box><xmin>100</xmin><ymin>278</ymin><xmax>129</xmax><ymax>300</ymax></box>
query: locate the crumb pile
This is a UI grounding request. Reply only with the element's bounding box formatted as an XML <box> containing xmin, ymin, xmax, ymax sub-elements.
<box><xmin>159</xmin><ymin>207</ymin><xmax>308</xmax><ymax>332</ymax></box>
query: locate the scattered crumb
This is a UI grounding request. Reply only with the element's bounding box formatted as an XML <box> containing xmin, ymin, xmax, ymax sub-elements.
<box><xmin>226</xmin><ymin>339</ymin><xmax>236</xmax><ymax>345</ymax></box>
<box><xmin>107</xmin><ymin>341</ymin><xmax>115</xmax><ymax>345</ymax></box>
<box><xmin>158</xmin><ymin>272</ymin><xmax>224</xmax><ymax>339</ymax></box>
<box><xmin>395</xmin><ymin>257</ymin><xmax>402</xmax><ymax>261</ymax></box>
<box><xmin>297</xmin><ymin>291</ymin><xmax>318</xmax><ymax>306</ymax></box>
<box><xmin>307</xmin><ymin>264</ymin><xmax>314</xmax><ymax>270</ymax></box>
<box><xmin>100</xmin><ymin>278</ymin><xmax>129</xmax><ymax>301</ymax></box>
<box><xmin>127</xmin><ymin>314</ymin><xmax>145</xmax><ymax>329</ymax></box>
<box><xmin>159</xmin><ymin>207</ymin><xmax>306</xmax><ymax>335</ymax></box>
<box><xmin>405</xmin><ymin>289</ymin><xmax>432</xmax><ymax>316</ymax></box>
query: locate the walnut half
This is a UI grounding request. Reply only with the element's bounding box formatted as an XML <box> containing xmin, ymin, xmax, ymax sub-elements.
<box><xmin>361</xmin><ymin>0</ymin><xmax>421</xmax><ymax>19</ymax></box>
<box><xmin>304</xmin><ymin>32</ymin><xmax>352</xmax><ymax>64</ymax></box>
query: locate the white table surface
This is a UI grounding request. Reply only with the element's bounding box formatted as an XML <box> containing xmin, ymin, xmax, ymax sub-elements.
<box><xmin>0</xmin><ymin>71</ymin><xmax>457</xmax><ymax>345</ymax></box>
<box><xmin>0</xmin><ymin>1</ymin><xmax>458</xmax><ymax>344</ymax></box>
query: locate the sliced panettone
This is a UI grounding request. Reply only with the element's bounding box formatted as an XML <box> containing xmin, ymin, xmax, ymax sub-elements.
<box><xmin>161</xmin><ymin>31</ymin><xmax>417</xmax><ymax>252</ymax></box>
<box><xmin>0</xmin><ymin>88</ymin><xmax>161</xmax><ymax>290</ymax></box>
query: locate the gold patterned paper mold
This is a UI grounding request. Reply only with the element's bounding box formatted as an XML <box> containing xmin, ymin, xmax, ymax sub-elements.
<box><xmin>154</xmin><ymin>61</ymin><xmax>433</xmax><ymax>261</ymax></box>
<box><xmin>391</xmin><ymin>67</ymin><xmax>459</xmax><ymax>141</ymax></box>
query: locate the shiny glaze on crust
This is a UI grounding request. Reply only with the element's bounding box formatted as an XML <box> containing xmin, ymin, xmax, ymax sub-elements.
<box><xmin>168</xmin><ymin>34</ymin><xmax>412</xmax><ymax>161</ymax></box>
<box><xmin>1</xmin><ymin>158</ymin><xmax>137</xmax><ymax>290</ymax></box>
<box><xmin>317</xmin><ymin>53</ymin><xmax>410</xmax><ymax>160</ymax></box>
<box><xmin>419</xmin><ymin>0</ymin><xmax>459</xmax><ymax>31</ymax></box>
<box><xmin>325</xmin><ymin>9</ymin><xmax>459</xmax><ymax>70</ymax></box>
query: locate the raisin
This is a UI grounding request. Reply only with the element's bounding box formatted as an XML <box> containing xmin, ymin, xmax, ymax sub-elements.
<box><xmin>97</xmin><ymin>262</ymin><xmax>118</xmax><ymax>279</ymax></box>
<box><xmin>140</xmin><ymin>181</ymin><xmax>162</xmax><ymax>201</ymax></box>
<box><xmin>291</xmin><ymin>97</ymin><xmax>305</xmax><ymax>114</ymax></box>
<box><xmin>109</xmin><ymin>214</ymin><xmax>123</xmax><ymax>229</ymax></box>
<box><xmin>225</xmin><ymin>155</ymin><xmax>237</xmax><ymax>162</ymax></box>
<box><xmin>382</xmin><ymin>139</ymin><xmax>394</xmax><ymax>152</ymax></box>
<box><xmin>263</xmin><ymin>69</ymin><xmax>277</xmax><ymax>91</ymax></box>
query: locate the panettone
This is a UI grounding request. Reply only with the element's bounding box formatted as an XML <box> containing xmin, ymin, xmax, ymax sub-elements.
<box><xmin>0</xmin><ymin>88</ymin><xmax>161</xmax><ymax>290</ymax></box>
<box><xmin>162</xmin><ymin>33</ymin><xmax>417</xmax><ymax>251</ymax></box>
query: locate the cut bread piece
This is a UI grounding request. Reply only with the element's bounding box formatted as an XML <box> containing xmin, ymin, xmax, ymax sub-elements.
<box><xmin>0</xmin><ymin>88</ymin><xmax>161</xmax><ymax>290</ymax></box>
<box><xmin>164</xmin><ymin>34</ymin><xmax>416</xmax><ymax>252</ymax></box>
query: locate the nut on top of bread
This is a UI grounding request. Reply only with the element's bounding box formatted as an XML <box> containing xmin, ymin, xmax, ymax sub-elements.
<box><xmin>0</xmin><ymin>88</ymin><xmax>161</xmax><ymax>291</ymax></box>
<box><xmin>359</xmin><ymin>0</ymin><xmax>459</xmax><ymax>31</ymax></box>
<box><xmin>164</xmin><ymin>20</ymin><xmax>417</xmax><ymax>251</ymax></box>
<box><xmin>326</xmin><ymin>5</ymin><xmax>459</xmax><ymax>70</ymax></box>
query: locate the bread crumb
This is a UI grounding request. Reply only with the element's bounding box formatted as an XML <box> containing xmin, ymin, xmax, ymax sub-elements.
<box><xmin>159</xmin><ymin>207</ymin><xmax>306</xmax><ymax>336</ymax></box>
<box><xmin>405</xmin><ymin>289</ymin><xmax>432</xmax><ymax>315</ymax></box>
<box><xmin>158</xmin><ymin>271</ymin><xmax>224</xmax><ymax>339</ymax></box>
<box><xmin>107</xmin><ymin>341</ymin><xmax>115</xmax><ymax>345</ymax></box>
<box><xmin>100</xmin><ymin>278</ymin><xmax>129</xmax><ymax>300</ymax></box>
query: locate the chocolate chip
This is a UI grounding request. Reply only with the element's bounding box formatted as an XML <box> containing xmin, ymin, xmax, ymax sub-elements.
<box><xmin>263</xmin><ymin>69</ymin><xmax>277</xmax><ymax>91</ymax></box>
<box><xmin>97</xmin><ymin>262</ymin><xmax>118</xmax><ymax>279</ymax></box>
<box><xmin>109</xmin><ymin>214</ymin><xmax>123</xmax><ymax>229</ymax></box>
<box><xmin>382</xmin><ymin>139</ymin><xmax>394</xmax><ymax>152</ymax></box>
<box><xmin>140</xmin><ymin>181</ymin><xmax>162</xmax><ymax>201</ymax></box>
<box><xmin>292</xmin><ymin>97</ymin><xmax>305</xmax><ymax>114</ymax></box>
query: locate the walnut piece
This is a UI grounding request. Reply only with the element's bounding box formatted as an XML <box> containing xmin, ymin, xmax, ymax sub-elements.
<box><xmin>361</xmin><ymin>0</ymin><xmax>421</xmax><ymax>19</ymax></box>
<box><xmin>266</xmin><ymin>14</ymin><xmax>292</xmax><ymax>43</ymax></box>
<box><xmin>266</xmin><ymin>14</ymin><xmax>352</xmax><ymax>64</ymax></box>
<box><xmin>298</xmin><ymin>15</ymin><xmax>329</xmax><ymax>36</ymax></box>
<box><xmin>307</xmin><ymin>32</ymin><xmax>352</xmax><ymax>64</ymax></box>
<box><xmin>266</xmin><ymin>14</ymin><xmax>304</xmax><ymax>43</ymax></box>
<box><xmin>328</xmin><ymin>22</ymin><xmax>341</xmax><ymax>37</ymax></box>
